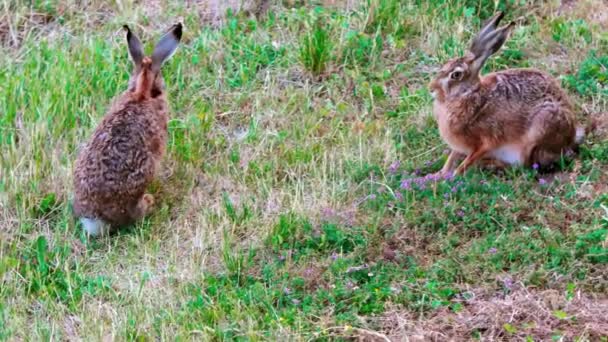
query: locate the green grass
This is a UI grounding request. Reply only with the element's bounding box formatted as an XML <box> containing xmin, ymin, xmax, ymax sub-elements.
<box><xmin>1</xmin><ymin>0</ymin><xmax>608</xmax><ymax>340</ymax></box>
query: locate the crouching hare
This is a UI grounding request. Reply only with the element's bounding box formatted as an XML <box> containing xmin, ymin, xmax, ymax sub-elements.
<box><xmin>429</xmin><ymin>12</ymin><xmax>585</xmax><ymax>176</ymax></box>
<box><xmin>73</xmin><ymin>23</ymin><xmax>182</xmax><ymax>236</ymax></box>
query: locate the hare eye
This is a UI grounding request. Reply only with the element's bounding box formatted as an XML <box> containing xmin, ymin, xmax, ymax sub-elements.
<box><xmin>450</xmin><ymin>71</ymin><xmax>462</xmax><ymax>80</ymax></box>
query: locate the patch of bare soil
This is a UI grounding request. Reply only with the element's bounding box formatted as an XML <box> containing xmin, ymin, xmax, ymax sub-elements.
<box><xmin>589</xmin><ymin>112</ymin><xmax>608</xmax><ymax>141</ymax></box>
<box><xmin>0</xmin><ymin>2</ymin><xmax>115</xmax><ymax>49</ymax></box>
<box><xmin>375</xmin><ymin>287</ymin><xmax>608</xmax><ymax>341</ymax></box>
<box><xmin>197</xmin><ymin>0</ymin><xmax>271</xmax><ymax>26</ymax></box>
<box><xmin>560</xmin><ymin>0</ymin><xmax>608</xmax><ymax>28</ymax></box>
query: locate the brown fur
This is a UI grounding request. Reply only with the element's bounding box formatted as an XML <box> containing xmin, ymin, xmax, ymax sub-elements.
<box><xmin>73</xmin><ymin>24</ymin><xmax>181</xmax><ymax>229</ymax></box>
<box><xmin>429</xmin><ymin>12</ymin><xmax>581</xmax><ymax>176</ymax></box>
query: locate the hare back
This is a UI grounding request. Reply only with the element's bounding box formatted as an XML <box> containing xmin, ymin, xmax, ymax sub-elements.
<box><xmin>73</xmin><ymin>100</ymin><xmax>167</xmax><ymax>225</ymax></box>
<box><xmin>482</xmin><ymin>69</ymin><xmax>573</xmax><ymax>116</ymax></box>
<box><xmin>448</xmin><ymin>69</ymin><xmax>573</xmax><ymax>146</ymax></box>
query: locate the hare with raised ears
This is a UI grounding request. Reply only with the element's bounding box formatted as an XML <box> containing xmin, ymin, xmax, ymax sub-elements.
<box><xmin>429</xmin><ymin>12</ymin><xmax>584</xmax><ymax>176</ymax></box>
<box><xmin>73</xmin><ymin>23</ymin><xmax>182</xmax><ymax>236</ymax></box>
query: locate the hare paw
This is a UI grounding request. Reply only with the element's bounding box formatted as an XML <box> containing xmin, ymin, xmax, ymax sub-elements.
<box><xmin>141</xmin><ymin>194</ymin><xmax>155</xmax><ymax>212</ymax></box>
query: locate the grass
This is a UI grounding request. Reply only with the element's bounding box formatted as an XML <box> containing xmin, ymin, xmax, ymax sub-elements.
<box><xmin>1</xmin><ymin>0</ymin><xmax>608</xmax><ymax>340</ymax></box>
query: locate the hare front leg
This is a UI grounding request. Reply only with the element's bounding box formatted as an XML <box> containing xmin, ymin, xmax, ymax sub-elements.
<box><xmin>438</xmin><ymin>150</ymin><xmax>465</xmax><ymax>177</ymax></box>
<box><xmin>454</xmin><ymin>147</ymin><xmax>491</xmax><ymax>175</ymax></box>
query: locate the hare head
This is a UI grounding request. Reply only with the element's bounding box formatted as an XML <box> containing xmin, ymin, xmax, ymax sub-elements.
<box><xmin>123</xmin><ymin>23</ymin><xmax>182</xmax><ymax>99</ymax></box>
<box><xmin>429</xmin><ymin>12</ymin><xmax>515</xmax><ymax>102</ymax></box>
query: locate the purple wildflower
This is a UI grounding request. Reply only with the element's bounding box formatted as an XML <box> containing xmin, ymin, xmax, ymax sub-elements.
<box><xmin>388</xmin><ymin>160</ymin><xmax>401</xmax><ymax>174</ymax></box>
<box><xmin>279</xmin><ymin>255</ymin><xmax>286</xmax><ymax>261</ymax></box>
<box><xmin>321</xmin><ymin>207</ymin><xmax>336</xmax><ymax>220</ymax></box>
<box><xmin>400</xmin><ymin>179</ymin><xmax>411</xmax><ymax>190</ymax></box>
<box><xmin>503</xmin><ymin>277</ymin><xmax>513</xmax><ymax>290</ymax></box>
<box><xmin>395</xmin><ymin>192</ymin><xmax>403</xmax><ymax>201</ymax></box>
<box><xmin>331</xmin><ymin>252</ymin><xmax>339</xmax><ymax>261</ymax></box>
<box><xmin>451</xmin><ymin>186</ymin><xmax>457</xmax><ymax>193</ymax></box>
<box><xmin>443</xmin><ymin>193</ymin><xmax>450</xmax><ymax>199</ymax></box>
<box><xmin>457</xmin><ymin>210</ymin><xmax>465</xmax><ymax>217</ymax></box>
<box><xmin>368</xmin><ymin>194</ymin><xmax>377</xmax><ymax>200</ymax></box>
<box><xmin>414</xmin><ymin>168</ymin><xmax>421</xmax><ymax>175</ymax></box>
<box><xmin>480</xmin><ymin>179</ymin><xmax>488</xmax><ymax>185</ymax></box>
<box><xmin>425</xmin><ymin>160</ymin><xmax>432</xmax><ymax>167</ymax></box>
<box><xmin>539</xmin><ymin>178</ymin><xmax>547</xmax><ymax>186</ymax></box>
<box><xmin>283</xmin><ymin>287</ymin><xmax>291</xmax><ymax>295</ymax></box>
<box><xmin>443</xmin><ymin>171</ymin><xmax>454</xmax><ymax>181</ymax></box>
<box><xmin>532</xmin><ymin>163</ymin><xmax>539</xmax><ymax>170</ymax></box>
<box><xmin>488</xmin><ymin>247</ymin><xmax>497</xmax><ymax>254</ymax></box>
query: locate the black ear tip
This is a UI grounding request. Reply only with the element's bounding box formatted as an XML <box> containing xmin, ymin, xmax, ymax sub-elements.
<box><xmin>123</xmin><ymin>25</ymin><xmax>132</xmax><ymax>38</ymax></box>
<box><xmin>172</xmin><ymin>23</ymin><xmax>183</xmax><ymax>40</ymax></box>
<box><xmin>176</xmin><ymin>23</ymin><xmax>183</xmax><ymax>40</ymax></box>
<box><xmin>495</xmin><ymin>11</ymin><xmax>505</xmax><ymax>23</ymax></box>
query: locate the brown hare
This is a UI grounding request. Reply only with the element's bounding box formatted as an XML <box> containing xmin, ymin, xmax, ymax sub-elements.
<box><xmin>429</xmin><ymin>12</ymin><xmax>584</xmax><ymax>176</ymax></box>
<box><xmin>73</xmin><ymin>23</ymin><xmax>182</xmax><ymax>236</ymax></box>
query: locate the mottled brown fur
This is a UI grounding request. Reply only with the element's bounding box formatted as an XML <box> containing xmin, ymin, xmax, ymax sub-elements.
<box><xmin>73</xmin><ymin>23</ymin><xmax>182</xmax><ymax>230</ymax></box>
<box><xmin>429</xmin><ymin>12</ymin><xmax>581</xmax><ymax>175</ymax></box>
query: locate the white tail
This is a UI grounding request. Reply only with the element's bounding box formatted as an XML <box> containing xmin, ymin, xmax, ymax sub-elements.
<box><xmin>81</xmin><ymin>218</ymin><xmax>108</xmax><ymax>237</ymax></box>
<box><xmin>575</xmin><ymin>125</ymin><xmax>586</xmax><ymax>145</ymax></box>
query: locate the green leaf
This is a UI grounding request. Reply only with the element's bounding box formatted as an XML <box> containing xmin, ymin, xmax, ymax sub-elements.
<box><xmin>504</xmin><ymin>323</ymin><xmax>518</xmax><ymax>334</ymax></box>
<box><xmin>464</xmin><ymin>7</ymin><xmax>475</xmax><ymax>18</ymax></box>
<box><xmin>35</xmin><ymin>236</ymin><xmax>48</xmax><ymax>275</ymax></box>
<box><xmin>553</xmin><ymin>310</ymin><xmax>568</xmax><ymax>320</ymax></box>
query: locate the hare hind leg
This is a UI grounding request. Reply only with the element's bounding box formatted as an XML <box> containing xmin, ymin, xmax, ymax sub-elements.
<box><xmin>129</xmin><ymin>194</ymin><xmax>155</xmax><ymax>221</ymax></box>
<box><xmin>525</xmin><ymin>105</ymin><xmax>576</xmax><ymax>168</ymax></box>
<box><xmin>478</xmin><ymin>157</ymin><xmax>509</xmax><ymax>169</ymax></box>
<box><xmin>526</xmin><ymin>146</ymin><xmax>566</xmax><ymax>169</ymax></box>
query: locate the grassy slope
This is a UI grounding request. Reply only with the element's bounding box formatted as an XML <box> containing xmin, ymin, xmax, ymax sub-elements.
<box><xmin>1</xmin><ymin>0</ymin><xmax>607</xmax><ymax>340</ymax></box>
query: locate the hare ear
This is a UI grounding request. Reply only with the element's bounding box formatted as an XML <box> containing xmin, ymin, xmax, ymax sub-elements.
<box><xmin>469</xmin><ymin>14</ymin><xmax>515</xmax><ymax>74</ymax></box>
<box><xmin>473</xmin><ymin>11</ymin><xmax>505</xmax><ymax>46</ymax></box>
<box><xmin>124</xmin><ymin>25</ymin><xmax>144</xmax><ymax>66</ymax></box>
<box><xmin>151</xmin><ymin>23</ymin><xmax>182</xmax><ymax>72</ymax></box>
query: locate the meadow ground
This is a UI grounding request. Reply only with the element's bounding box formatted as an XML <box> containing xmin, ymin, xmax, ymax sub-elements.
<box><xmin>1</xmin><ymin>0</ymin><xmax>608</xmax><ymax>340</ymax></box>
